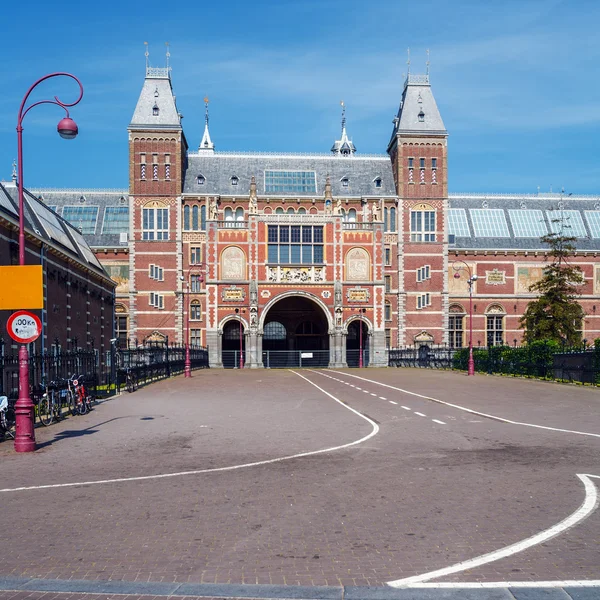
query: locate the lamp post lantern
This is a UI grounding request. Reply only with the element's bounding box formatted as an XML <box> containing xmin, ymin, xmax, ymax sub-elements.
<box><xmin>452</xmin><ymin>260</ymin><xmax>478</xmax><ymax>377</ymax></box>
<box><xmin>14</xmin><ymin>73</ymin><xmax>83</xmax><ymax>453</ymax></box>
<box><xmin>184</xmin><ymin>264</ymin><xmax>206</xmax><ymax>378</ymax></box>
<box><xmin>234</xmin><ymin>308</ymin><xmax>244</xmax><ymax>369</ymax></box>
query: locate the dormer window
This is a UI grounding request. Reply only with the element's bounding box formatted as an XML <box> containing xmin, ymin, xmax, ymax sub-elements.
<box><xmin>197</xmin><ymin>174</ymin><xmax>205</xmax><ymax>185</ymax></box>
<box><xmin>417</xmin><ymin>92</ymin><xmax>423</xmax><ymax>104</ymax></box>
<box><xmin>341</xmin><ymin>177</ymin><xmax>349</xmax><ymax>187</ymax></box>
<box><xmin>79</xmin><ymin>195</ymin><xmax>86</xmax><ymax>203</ymax></box>
<box><xmin>152</xmin><ymin>103</ymin><xmax>159</xmax><ymax>116</ymax></box>
<box><xmin>374</xmin><ymin>177</ymin><xmax>382</xmax><ymax>189</ymax></box>
<box><xmin>231</xmin><ymin>176</ymin><xmax>239</xmax><ymax>186</ymax></box>
<box><xmin>418</xmin><ymin>110</ymin><xmax>425</xmax><ymax>122</ymax></box>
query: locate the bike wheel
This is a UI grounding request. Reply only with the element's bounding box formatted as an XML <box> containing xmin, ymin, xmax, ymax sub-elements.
<box><xmin>3</xmin><ymin>408</ymin><xmax>16</xmax><ymax>439</ymax></box>
<box><xmin>39</xmin><ymin>397</ymin><xmax>53</xmax><ymax>427</ymax></box>
<box><xmin>52</xmin><ymin>391</ymin><xmax>62</xmax><ymax>421</ymax></box>
<box><xmin>76</xmin><ymin>394</ymin><xmax>88</xmax><ymax>415</ymax></box>
<box><xmin>68</xmin><ymin>390</ymin><xmax>77</xmax><ymax>416</ymax></box>
<box><xmin>126</xmin><ymin>375</ymin><xmax>135</xmax><ymax>393</ymax></box>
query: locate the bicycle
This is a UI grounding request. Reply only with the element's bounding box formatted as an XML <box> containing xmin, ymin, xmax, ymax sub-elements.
<box><xmin>75</xmin><ymin>374</ymin><xmax>95</xmax><ymax>411</ymax></box>
<box><xmin>66</xmin><ymin>375</ymin><xmax>87</xmax><ymax>415</ymax></box>
<box><xmin>125</xmin><ymin>368</ymin><xmax>137</xmax><ymax>393</ymax></box>
<box><xmin>38</xmin><ymin>381</ymin><xmax>63</xmax><ymax>426</ymax></box>
<box><xmin>0</xmin><ymin>396</ymin><xmax>16</xmax><ymax>440</ymax></box>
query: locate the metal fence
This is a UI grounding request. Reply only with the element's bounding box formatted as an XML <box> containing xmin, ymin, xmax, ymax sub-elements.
<box><xmin>221</xmin><ymin>350</ymin><xmax>331</xmax><ymax>369</ymax></box>
<box><xmin>0</xmin><ymin>339</ymin><xmax>210</xmax><ymax>401</ymax></box>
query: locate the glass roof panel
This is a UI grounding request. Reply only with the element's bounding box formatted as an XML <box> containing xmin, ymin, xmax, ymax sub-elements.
<box><xmin>508</xmin><ymin>209</ymin><xmax>547</xmax><ymax>238</ymax></box>
<box><xmin>30</xmin><ymin>200</ymin><xmax>77</xmax><ymax>252</ymax></box>
<box><xmin>0</xmin><ymin>191</ymin><xmax>18</xmax><ymax>216</ymax></box>
<box><xmin>546</xmin><ymin>210</ymin><xmax>587</xmax><ymax>238</ymax></box>
<box><xmin>469</xmin><ymin>209</ymin><xmax>510</xmax><ymax>237</ymax></box>
<box><xmin>102</xmin><ymin>206</ymin><xmax>129</xmax><ymax>234</ymax></box>
<box><xmin>265</xmin><ymin>170</ymin><xmax>317</xmax><ymax>194</ymax></box>
<box><xmin>447</xmin><ymin>208</ymin><xmax>470</xmax><ymax>237</ymax></box>
<box><xmin>61</xmin><ymin>205</ymin><xmax>99</xmax><ymax>234</ymax></box>
<box><xmin>66</xmin><ymin>224</ymin><xmax>104</xmax><ymax>269</ymax></box>
<box><xmin>584</xmin><ymin>211</ymin><xmax>600</xmax><ymax>238</ymax></box>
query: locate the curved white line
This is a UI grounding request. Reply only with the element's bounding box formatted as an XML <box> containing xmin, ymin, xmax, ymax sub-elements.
<box><xmin>325</xmin><ymin>370</ymin><xmax>600</xmax><ymax>439</ymax></box>
<box><xmin>387</xmin><ymin>474</ymin><xmax>600</xmax><ymax>587</ymax></box>
<box><xmin>0</xmin><ymin>370</ymin><xmax>378</xmax><ymax>494</ymax></box>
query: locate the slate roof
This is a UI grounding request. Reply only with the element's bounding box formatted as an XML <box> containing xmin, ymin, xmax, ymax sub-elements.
<box><xmin>129</xmin><ymin>68</ymin><xmax>182</xmax><ymax>130</ymax></box>
<box><xmin>448</xmin><ymin>193</ymin><xmax>600</xmax><ymax>251</ymax></box>
<box><xmin>0</xmin><ymin>182</ymin><xmax>115</xmax><ymax>283</ymax></box>
<box><xmin>28</xmin><ymin>188</ymin><xmax>129</xmax><ymax>249</ymax></box>
<box><xmin>183</xmin><ymin>152</ymin><xmax>396</xmax><ymax>198</ymax></box>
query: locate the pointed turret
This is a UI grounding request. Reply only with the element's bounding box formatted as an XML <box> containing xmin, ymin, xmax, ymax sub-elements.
<box><xmin>388</xmin><ymin>73</ymin><xmax>446</xmax><ymax>147</ymax></box>
<box><xmin>198</xmin><ymin>97</ymin><xmax>215</xmax><ymax>153</ymax></box>
<box><xmin>331</xmin><ymin>101</ymin><xmax>356</xmax><ymax>156</ymax></box>
<box><xmin>129</xmin><ymin>62</ymin><xmax>182</xmax><ymax>131</ymax></box>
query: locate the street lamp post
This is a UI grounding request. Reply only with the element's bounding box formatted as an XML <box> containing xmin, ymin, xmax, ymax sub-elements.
<box><xmin>184</xmin><ymin>264</ymin><xmax>206</xmax><ymax>378</ymax></box>
<box><xmin>452</xmin><ymin>260</ymin><xmax>478</xmax><ymax>377</ymax></box>
<box><xmin>14</xmin><ymin>73</ymin><xmax>83</xmax><ymax>453</ymax></box>
<box><xmin>234</xmin><ymin>308</ymin><xmax>244</xmax><ymax>369</ymax></box>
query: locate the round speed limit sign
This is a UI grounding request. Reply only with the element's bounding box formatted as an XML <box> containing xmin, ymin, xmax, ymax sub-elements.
<box><xmin>7</xmin><ymin>310</ymin><xmax>42</xmax><ymax>344</ymax></box>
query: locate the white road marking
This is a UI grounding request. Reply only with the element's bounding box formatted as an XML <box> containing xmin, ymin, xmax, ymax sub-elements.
<box><xmin>379</xmin><ymin>397</ymin><xmax>387</xmax><ymax>400</ymax></box>
<box><xmin>401</xmin><ymin>406</ymin><xmax>411</xmax><ymax>410</ymax></box>
<box><xmin>410</xmin><ymin>581</ymin><xmax>600</xmax><ymax>588</ymax></box>
<box><xmin>363</xmin><ymin>390</ymin><xmax>370</xmax><ymax>394</ymax></box>
<box><xmin>415</xmin><ymin>412</ymin><xmax>427</xmax><ymax>417</ymax></box>
<box><xmin>389</xmin><ymin>401</ymin><xmax>398</xmax><ymax>405</ymax></box>
<box><xmin>387</xmin><ymin>474</ymin><xmax>600</xmax><ymax>587</ymax></box>
<box><xmin>326</xmin><ymin>370</ymin><xmax>600</xmax><ymax>439</ymax></box>
<box><xmin>370</xmin><ymin>393</ymin><xmax>378</xmax><ymax>397</ymax></box>
<box><xmin>0</xmin><ymin>371</ymin><xmax>379</xmax><ymax>494</ymax></box>
<box><xmin>432</xmin><ymin>419</ymin><xmax>446</xmax><ymax>425</ymax></box>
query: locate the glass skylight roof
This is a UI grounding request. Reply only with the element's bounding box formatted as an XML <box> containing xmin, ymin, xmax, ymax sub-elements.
<box><xmin>102</xmin><ymin>206</ymin><xmax>129</xmax><ymax>234</ymax></box>
<box><xmin>265</xmin><ymin>170</ymin><xmax>317</xmax><ymax>194</ymax></box>
<box><xmin>46</xmin><ymin>206</ymin><xmax>57</xmax><ymax>213</ymax></box>
<box><xmin>469</xmin><ymin>209</ymin><xmax>510</xmax><ymax>237</ymax></box>
<box><xmin>66</xmin><ymin>224</ymin><xmax>103</xmax><ymax>269</ymax></box>
<box><xmin>508</xmin><ymin>210</ymin><xmax>547</xmax><ymax>238</ymax></box>
<box><xmin>62</xmin><ymin>205</ymin><xmax>99</xmax><ymax>234</ymax></box>
<box><xmin>31</xmin><ymin>200</ymin><xmax>77</xmax><ymax>252</ymax></box>
<box><xmin>584</xmin><ymin>211</ymin><xmax>600</xmax><ymax>238</ymax></box>
<box><xmin>546</xmin><ymin>210</ymin><xmax>587</xmax><ymax>238</ymax></box>
<box><xmin>0</xmin><ymin>191</ymin><xmax>17</xmax><ymax>216</ymax></box>
<box><xmin>447</xmin><ymin>209</ymin><xmax>471</xmax><ymax>237</ymax></box>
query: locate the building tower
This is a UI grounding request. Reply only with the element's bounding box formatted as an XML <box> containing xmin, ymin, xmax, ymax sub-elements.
<box><xmin>128</xmin><ymin>55</ymin><xmax>188</xmax><ymax>345</ymax></box>
<box><xmin>387</xmin><ymin>67</ymin><xmax>448</xmax><ymax>345</ymax></box>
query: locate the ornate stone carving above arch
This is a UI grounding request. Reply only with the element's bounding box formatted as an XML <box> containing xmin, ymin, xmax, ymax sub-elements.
<box><xmin>220</xmin><ymin>246</ymin><xmax>246</xmax><ymax>280</ymax></box>
<box><xmin>485</xmin><ymin>303</ymin><xmax>506</xmax><ymax>315</ymax></box>
<box><xmin>143</xmin><ymin>199</ymin><xmax>168</xmax><ymax>209</ymax></box>
<box><xmin>449</xmin><ymin>303</ymin><xmax>466</xmax><ymax>314</ymax></box>
<box><xmin>345</xmin><ymin>247</ymin><xmax>371</xmax><ymax>282</ymax></box>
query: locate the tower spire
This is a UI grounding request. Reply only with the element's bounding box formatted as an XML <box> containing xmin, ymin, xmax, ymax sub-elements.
<box><xmin>144</xmin><ymin>41</ymin><xmax>149</xmax><ymax>70</ymax></box>
<box><xmin>165</xmin><ymin>42</ymin><xmax>170</xmax><ymax>70</ymax></box>
<box><xmin>11</xmin><ymin>159</ymin><xmax>17</xmax><ymax>184</ymax></box>
<box><xmin>331</xmin><ymin>100</ymin><xmax>356</xmax><ymax>156</ymax></box>
<box><xmin>198</xmin><ymin>96</ymin><xmax>215</xmax><ymax>152</ymax></box>
<box><xmin>407</xmin><ymin>47</ymin><xmax>411</xmax><ymax>75</ymax></box>
<box><xmin>426</xmin><ymin>48</ymin><xmax>430</xmax><ymax>76</ymax></box>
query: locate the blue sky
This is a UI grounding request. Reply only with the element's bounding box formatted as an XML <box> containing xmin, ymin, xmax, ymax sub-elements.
<box><xmin>1</xmin><ymin>0</ymin><xmax>599</xmax><ymax>194</ymax></box>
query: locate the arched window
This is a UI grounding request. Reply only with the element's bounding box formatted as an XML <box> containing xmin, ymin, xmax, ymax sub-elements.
<box><xmin>286</xmin><ymin>207</ymin><xmax>295</xmax><ymax>214</ymax></box>
<box><xmin>235</xmin><ymin>207</ymin><xmax>244</xmax><ymax>222</ymax></box>
<box><xmin>298</xmin><ymin>207</ymin><xmax>306</xmax><ymax>214</ymax></box>
<box><xmin>448</xmin><ymin>304</ymin><xmax>465</xmax><ymax>348</ymax></box>
<box><xmin>200</xmin><ymin>204</ymin><xmax>206</xmax><ymax>230</ymax></box>
<box><xmin>410</xmin><ymin>203</ymin><xmax>435</xmax><ymax>242</ymax></box>
<box><xmin>486</xmin><ymin>304</ymin><xmax>506</xmax><ymax>347</ymax></box>
<box><xmin>183</xmin><ymin>205</ymin><xmax>190</xmax><ymax>230</ymax></box>
<box><xmin>192</xmin><ymin>205</ymin><xmax>199</xmax><ymax>230</ymax></box>
<box><xmin>264</xmin><ymin>321</ymin><xmax>286</xmax><ymax>340</ymax></box>
<box><xmin>190</xmin><ymin>300</ymin><xmax>201</xmax><ymax>321</ymax></box>
<box><xmin>275</xmin><ymin>207</ymin><xmax>284</xmax><ymax>215</ymax></box>
<box><xmin>389</xmin><ymin>207</ymin><xmax>396</xmax><ymax>232</ymax></box>
<box><xmin>224</xmin><ymin>207</ymin><xmax>234</xmax><ymax>226</ymax></box>
<box><xmin>385</xmin><ymin>302</ymin><xmax>392</xmax><ymax>321</ymax></box>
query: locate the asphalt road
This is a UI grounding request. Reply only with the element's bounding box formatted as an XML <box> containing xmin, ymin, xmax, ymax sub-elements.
<box><xmin>1</xmin><ymin>368</ymin><xmax>599</xmax><ymax>596</ymax></box>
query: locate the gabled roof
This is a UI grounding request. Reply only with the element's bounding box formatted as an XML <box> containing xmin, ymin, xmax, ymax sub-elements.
<box><xmin>129</xmin><ymin>67</ymin><xmax>182</xmax><ymax>130</ymax></box>
<box><xmin>388</xmin><ymin>74</ymin><xmax>446</xmax><ymax>148</ymax></box>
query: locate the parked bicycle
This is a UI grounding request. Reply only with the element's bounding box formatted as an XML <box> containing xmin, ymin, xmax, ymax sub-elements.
<box><xmin>38</xmin><ymin>381</ymin><xmax>64</xmax><ymax>426</ymax></box>
<box><xmin>125</xmin><ymin>368</ymin><xmax>137</xmax><ymax>393</ymax></box>
<box><xmin>0</xmin><ymin>396</ymin><xmax>16</xmax><ymax>440</ymax></box>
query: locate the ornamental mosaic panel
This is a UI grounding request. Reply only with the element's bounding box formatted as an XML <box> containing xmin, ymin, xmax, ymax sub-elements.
<box><xmin>105</xmin><ymin>264</ymin><xmax>130</xmax><ymax>293</ymax></box>
<box><xmin>516</xmin><ymin>266</ymin><xmax>544</xmax><ymax>294</ymax></box>
<box><xmin>448</xmin><ymin>263</ymin><xmax>476</xmax><ymax>295</ymax></box>
<box><xmin>345</xmin><ymin>248</ymin><xmax>370</xmax><ymax>282</ymax></box>
<box><xmin>594</xmin><ymin>266</ymin><xmax>600</xmax><ymax>295</ymax></box>
<box><xmin>220</xmin><ymin>246</ymin><xmax>246</xmax><ymax>280</ymax></box>
<box><xmin>266</xmin><ymin>266</ymin><xmax>325</xmax><ymax>283</ymax></box>
<box><xmin>485</xmin><ymin>269</ymin><xmax>506</xmax><ymax>286</ymax></box>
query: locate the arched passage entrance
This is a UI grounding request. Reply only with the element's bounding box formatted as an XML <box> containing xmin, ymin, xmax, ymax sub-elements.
<box><xmin>346</xmin><ymin>319</ymin><xmax>370</xmax><ymax>367</ymax></box>
<box><xmin>262</xmin><ymin>295</ymin><xmax>330</xmax><ymax>368</ymax></box>
<box><xmin>221</xmin><ymin>319</ymin><xmax>245</xmax><ymax>369</ymax></box>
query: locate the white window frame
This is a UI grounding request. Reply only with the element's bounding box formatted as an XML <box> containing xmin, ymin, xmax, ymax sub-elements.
<box><xmin>410</xmin><ymin>209</ymin><xmax>436</xmax><ymax>242</ymax></box>
<box><xmin>416</xmin><ymin>265</ymin><xmax>431</xmax><ymax>282</ymax></box>
<box><xmin>416</xmin><ymin>293</ymin><xmax>431</xmax><ymax>310</ymax></box>
<box><xmin>149</xmin><ymin>293</ymin><xmax>164</xmax><ymax>309</ymax></box>
<box><xmin>142</xmin><ymin>207</ymin><xmax>169</xmax><ymax>241</ymax></box>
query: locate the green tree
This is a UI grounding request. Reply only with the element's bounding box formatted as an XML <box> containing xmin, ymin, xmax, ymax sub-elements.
<box><xmin>519</xmin><ymin>218</ymin><xmax>585</xmax><ymax>345</ymax></box>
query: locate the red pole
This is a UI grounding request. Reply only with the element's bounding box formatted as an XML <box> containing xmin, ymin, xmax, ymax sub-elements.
<box><xmin>184</xmin><ymin>280</ymin><xmax>191</xmax><ymax>378</ymax></box>
<box><xmin>468</xmin><ymin>279</ymin><xmax>475</xmax><ymax>376</ymax></box>
<box><xmin>358</xmin><ymin>316</ymin><xmax>363</xmax><ymax>368</ymax></box>
<box><xmin>239</xmin><ymin>313</ymin><xmax>244</xmax><ymax>369</ymax></box>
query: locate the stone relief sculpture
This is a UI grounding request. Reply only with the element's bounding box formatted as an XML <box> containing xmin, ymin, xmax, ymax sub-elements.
<box><xmin>221</xmin><ymin>246</ymin><xmax>246</xmax><ymax>280</ymax></box>
<box><xmin>346</xmin><ymin>248</ymin><xmax>370</xmax><ymax>281</ymax></box>
<box><xmin>209</xmin><ymin>197</ymin><xmax>219</xmax><ymax>220</ymax></box>
<box><xmin>371</xmin><ymin>201</ymin><xmax>381</xmax><ymax>222</ymax></box>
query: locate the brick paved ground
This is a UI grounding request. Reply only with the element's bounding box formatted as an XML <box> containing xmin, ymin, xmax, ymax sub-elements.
<box><xmin>0</xmin><ymin>368</ymin><xmax>599</xmax><ymax>589</ymax></box>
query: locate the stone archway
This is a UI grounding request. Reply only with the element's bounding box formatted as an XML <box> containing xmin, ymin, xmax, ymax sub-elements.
<box><xmin>260</xmin><ymin>294</ymin><xmax>331</xmax><ymax>368</ymax></box>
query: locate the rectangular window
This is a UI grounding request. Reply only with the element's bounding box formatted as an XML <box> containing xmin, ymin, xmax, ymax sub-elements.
<box><xmin>116</xmin><ymin>315</ymin><xmax>128</xmax><ymax>347</ymax></box>
<box><xmin>431</xmin><ymin>158</ymin><xmax>437</xmax><ymax>169</ymax></box>
<box><xmin>416</xmin><ymin>265</ymin><xmax>431</xmax><ymax>282</ymax></box>
<box><xmin>487</xmin><ymin>315</ymin><xmax>504</xmax><ymax>346</ymax></box>
<box><xmin>267</xmin><ymin>225</ymin><xmax>324</xmax><ymax>264</ymax></box>
<box><xmin>385</xmin><ymin>247</ymin><xmax>391</xmax><ymax>266</ymax></box>
<box><xmin>190</xmin><ymin>303</ymin><xmax>201</xmax><ymax>321</ymax></box>
<box><xmin>420</xmin><ymin>158</ymin><xmax>425</xmax><ymax>169</ymax></box>
<box><xmin>190</xmin><ymin>329</ymin><xmax>202</xmax><ymax>347</ymax></box>
<box><xmin>190</xmin><ymin>274</ymin><xmax>202</xmax><ymax>292</ymax></box>
<box><xmin>448</xmin><ymin>315</ymin><xmax>464</xmax><ymax>348</ymax></box>
<box><xmin>264</xmin><ymin>170</ymin><xmax>317</xmax><ymax>194</ymax></box>
<box><xmin>61</xmin><ymin>206</ymin><xmax>99</xmax><ymax>234</ymax></box>
<box><xmin>149</xmin><ymin>264</ymin><xmax>164</xmax><ymax>281</ymax></box>
<box><xmin>385</xmin><ymin>303</ymin><xmax>392</xmax><ymax>321</ymax></box>
<box><xmin>408</xmin><ymin>158</ymin><xmax>414</xmax><ymax>168</ymax></box>
<box><xmin>102</xmin><ymin>206</ymin><xmax>129</xmax><ymax>234</ymax></box>
<box><xmin>416</xmin><ymin>293</ymin><xmax>431</xmax><ymax>310</ymax></box>
<box><xmin>142</xmin><ymin>207</ymin><xmax>169</xmax><ymax>241</ymax></box>
<box><xmin>410</xmin><ymin>210</ymin><xmax>436</xmax><ymax>242</ymax></box>
<box><xmin>149</xmin><ymin>293</ymin><xmax>164</xmax><ymax>309</ymax></box>
<box><xmin>385</xmin><ymin>275</ymin><xmax>391</xmax><ymax>292</ymax></box>
<box><xmin>190</xmin><ymin>247</ymin><xmax>202</xmax><ymax>265</ymax></box>
<box><xmin>385</xmin><ymin>328</ymin><xmax>391</xmax><ymax>348</ymax></box>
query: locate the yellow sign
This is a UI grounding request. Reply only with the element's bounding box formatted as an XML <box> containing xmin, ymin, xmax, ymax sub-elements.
<box><xmin>348</xmin><ymin>288</ymin><xmax>368</xmax><ymax>302</ymax></box>
<box><xmin>223</xmin><ymin>288</ymin><xmax>243</xmax><ymax>301</ymax></box>
<box><xmin>0</xmin><ymin>265</ymin><xmax>44</xmax><ymax>309</ymax></box>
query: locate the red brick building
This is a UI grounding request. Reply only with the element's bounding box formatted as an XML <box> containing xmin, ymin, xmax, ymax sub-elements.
<box><xmin>30</xmin><ymin>63</ymin><xmax>600</xmax><ymax>366</ymax></box>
